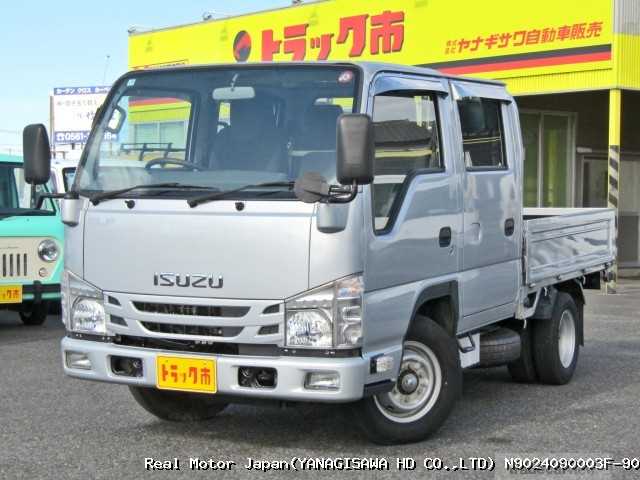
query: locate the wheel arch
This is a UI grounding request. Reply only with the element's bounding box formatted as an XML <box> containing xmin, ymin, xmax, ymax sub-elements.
<box><xmin>409</xmin><ymin>281</ymin><xmax>460</xmax><ymax>338</ymax></box>
<box><xmin>532</xmin><ymin>281</ymin><xmax>585</xmax><ymax>346</ymax></box>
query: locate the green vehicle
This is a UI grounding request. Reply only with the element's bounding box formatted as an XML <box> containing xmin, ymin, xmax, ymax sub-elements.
<box><xmin>0</xmin><ymin>153</ymin><xmax>63</xmax><ymax>325</ymax></box>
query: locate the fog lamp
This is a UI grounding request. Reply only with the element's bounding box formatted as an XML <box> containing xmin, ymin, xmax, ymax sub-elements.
<box><xmin>65</xmin><ymin>351</ymin><xmax>92</xmax><ymax>370</ymax></box>
<box><xmin>305</xmin><ymin>371</ymin><xmax>340</xmax><ymax>390</ymax></box>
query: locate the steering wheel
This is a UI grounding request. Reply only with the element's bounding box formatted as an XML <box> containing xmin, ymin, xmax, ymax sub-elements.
<box><xmin>145</xmin><ymin>158</ymin><xmax>200</xmax><ymax>171</ymax></box>
<box><xmin>217</xmin><ymin>121</ymin><xmax>229</xmax><ymax>133</ymax></box>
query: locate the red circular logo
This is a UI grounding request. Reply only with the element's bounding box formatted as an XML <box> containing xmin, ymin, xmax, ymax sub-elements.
<box><xmin>233</xmin><ymin>31</ymin><xmax>252</xmax><ymax>62</ymax></box>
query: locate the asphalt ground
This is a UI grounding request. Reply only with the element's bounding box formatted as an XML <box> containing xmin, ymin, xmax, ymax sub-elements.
<box><xmin>1</xmin><ymin>283</ymin><xmax>639</xmax><ymax>479</ymax></box>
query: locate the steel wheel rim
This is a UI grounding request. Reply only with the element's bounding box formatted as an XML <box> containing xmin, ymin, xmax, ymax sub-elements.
<box><xmin>373</xmin><ymin>341</ymin><xmax>442</xmax><ymax>423</ymax></box>
<box><xmin>558</xmin><ymin>309</ymin><xmax>576</xmax><ymax>368</ymax></box>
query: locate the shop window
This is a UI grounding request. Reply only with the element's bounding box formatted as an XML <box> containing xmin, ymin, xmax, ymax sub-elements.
<box><xmin>520</xmin><ymin>110</ymin><xmax>575</xmax><ymax>207</ymax></box>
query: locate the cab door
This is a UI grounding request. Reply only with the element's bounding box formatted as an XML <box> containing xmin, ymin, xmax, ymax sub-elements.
<box><xmin>364</xmin><ymin>75</ymin><xmax>462</xmax><ymax>292</ymax></box>
<box><xmin>452</xmin><ymin>80</ymin><xmax>521</xmax><ymax>331</ymax></box>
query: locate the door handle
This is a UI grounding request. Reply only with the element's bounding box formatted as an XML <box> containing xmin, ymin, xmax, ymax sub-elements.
<box><xmin>439</xmin><ymin>227</ymin><xmax>452</xmax><ymax>247</ymax></box>
<box><xmin>504</xmin><ymin>218</ymin><xmax>515</xmax><ymax>237</ymax></box>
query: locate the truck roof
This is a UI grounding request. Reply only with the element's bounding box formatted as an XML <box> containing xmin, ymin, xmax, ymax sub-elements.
<box><xmin>126</xmin><ymin>61</ymin><xmax>505</xmax><ymax>88</ymax></box>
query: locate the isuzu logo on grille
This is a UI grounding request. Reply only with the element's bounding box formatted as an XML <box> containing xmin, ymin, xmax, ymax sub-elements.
<box><xmin>153</xmin><ymin>273</ymin><xmax>223</xmax><ymax>289</ymax></box>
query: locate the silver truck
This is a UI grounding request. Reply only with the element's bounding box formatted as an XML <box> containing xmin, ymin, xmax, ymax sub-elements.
<box><xmin>22</xmin><ymin>62</ymin><xmax>615</xmax><ymax>444</ymax></box>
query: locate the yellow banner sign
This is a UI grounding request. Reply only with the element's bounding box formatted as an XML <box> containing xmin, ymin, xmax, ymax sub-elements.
<box><xmin>129</xmin><ymin>0</ymin><xmax>613</xmax><ymax>84</ymax></box>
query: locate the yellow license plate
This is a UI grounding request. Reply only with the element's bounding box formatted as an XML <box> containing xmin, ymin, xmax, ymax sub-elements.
<box><xmin>156</xmin><ymin>355</ymin><xmax>217</xmax><ymax>394</ymax></box>
<box><xmin>0</xmin><ymin>285</ymin><xmax>22</xmax><ymax>304</ymax></box>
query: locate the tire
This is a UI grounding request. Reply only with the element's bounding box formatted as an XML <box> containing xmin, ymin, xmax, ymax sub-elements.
<box><xmin>352</xmin><ymin>316</ymin><xmax>462</xmax><ymax>445</ymax></box>
<box><xmin>129</xmin><ymin>386</ymin><xmax>228</xmax><ymax>422</ymax></box>
<box><xmin>507</xmin><ymin>325</ymin><xmax>538</xmax><ymax>383</ymax></box>
<box><xmin>532</xmin><ymin>292</ymin><xmax>579</xmax><ymax>385</ymax></box>
<box><xmin>19</xmin><ymin>302</ymin><xmax>49</xmax><ymax>326</ymax></box>
<box><xmin>479</xmin><ymin>328</ymin><xmax>521</xmax><ymax>367</ymax></box>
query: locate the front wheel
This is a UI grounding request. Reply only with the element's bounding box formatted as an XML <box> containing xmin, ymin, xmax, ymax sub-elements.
<box><xmin>352</xmin><ymin>316</ymin><xmax>462</xmax><ymax>445</ymax></box>
<box><xmin>129</xmin><ymin>387</ymin><xmax>228</xmax><ymax>421</ymax></box>
<box><xmin>19</xmin><ymin>301</ymin><xmax>49</xmax><ymax>326</ymax></box>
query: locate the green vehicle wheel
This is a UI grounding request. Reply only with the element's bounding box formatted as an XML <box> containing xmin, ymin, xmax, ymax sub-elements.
<box><xmin>19</xmin><ymin>301</ymin><xmax>49</xmax><ymax>326</ymax></box>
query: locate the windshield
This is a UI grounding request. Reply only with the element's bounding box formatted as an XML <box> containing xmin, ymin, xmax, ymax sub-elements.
<box><xmin>76</xmin><ymin>65</ymin><xmax>360</xmax><ymax>199</ymax></box>
<box><xmin>0</xmin><ymin>163</ymin><xmax>54</xmax><ymax>216</ymax></box>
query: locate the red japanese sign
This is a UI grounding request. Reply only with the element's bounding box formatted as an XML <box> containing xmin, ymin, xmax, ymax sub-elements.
<box><xmin>445</xmin><ymin>21</ymin><xmax>604</xmax><ymax>55</ymax></box>
<box><xmin>260</xmin><ymin>9</ymin><xmax>405</xmax><ymax>61</ymax></box>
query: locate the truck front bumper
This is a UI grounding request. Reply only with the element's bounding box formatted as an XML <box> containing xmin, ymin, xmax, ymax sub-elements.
<box><xmin>61</xmin><ymin>336</ymin><xmax>369</xmax><ymax>403</ymax></box>
<box><xmin>23</xmin><ymin>283</ymin><xmax>61</xmax><ymax>301</ymax></box>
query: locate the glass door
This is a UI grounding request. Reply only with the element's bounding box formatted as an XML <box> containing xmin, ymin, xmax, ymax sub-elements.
<box><xmin>519</xmin><ymin>111</ymin><xmax>575</xmax><ymax>207</ymax></box>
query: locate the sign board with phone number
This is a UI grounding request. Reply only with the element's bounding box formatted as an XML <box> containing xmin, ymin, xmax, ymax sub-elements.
<box><xmin>51</xmin><ymin>85</ymin><xmax>110</xmax><ymax>146</ymax></box>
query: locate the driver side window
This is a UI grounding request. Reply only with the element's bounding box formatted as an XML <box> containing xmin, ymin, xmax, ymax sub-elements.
<box><xmin>372</xmin><ymin>92</ymin><xmax>441</xmax><ymax>232</ymax></box>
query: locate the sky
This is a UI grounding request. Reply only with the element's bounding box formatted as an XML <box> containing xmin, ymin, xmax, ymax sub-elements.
<box><xmin>0</xmin><ymin>0</ymin><xmax>291</xmax><ymax>153</ymax></box>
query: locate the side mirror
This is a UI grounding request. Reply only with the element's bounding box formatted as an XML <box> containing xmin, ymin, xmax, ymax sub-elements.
<box><xmin>336</xmin><ymin>114</ymin><xmax>374</xmax><ymax>186</ymax></box>
<box><xmin>22</xmin><ymin>124</ymin><xmax>51</xmax><ymax>185</ymax></box>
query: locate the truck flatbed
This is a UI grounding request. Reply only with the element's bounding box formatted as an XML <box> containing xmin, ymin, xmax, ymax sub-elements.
<box><xmin>523</xmin><ymin>208</ymin><xmax>616</xmax><ymax>292</ymax></box>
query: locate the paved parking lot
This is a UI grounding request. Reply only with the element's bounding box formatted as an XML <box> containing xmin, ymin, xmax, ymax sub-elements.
<box><xmin>1</xmin><ymin>283</ymin><xmax>639</xmax><ymax>479</ymax></box>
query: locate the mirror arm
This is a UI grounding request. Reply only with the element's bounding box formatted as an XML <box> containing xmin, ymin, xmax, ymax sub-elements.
<box><xmin>35</xmin><ymin>192</ymin><xmax>67</xmax><ymax>210</ymax></box>
<box><xmin>327</xmin><ymin>180</ymin><xmax>358</xmax><ymax>204</ymax></box>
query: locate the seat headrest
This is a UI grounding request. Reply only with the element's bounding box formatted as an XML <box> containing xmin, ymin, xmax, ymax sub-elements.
<box><xmin>296</xmin><ymin>104</ymin><xmax>343</xmax><ymax>150</ymax></box>
<box><xmin>230</xmin><ymin>99</ymin><xmax>276</xmax><ymax>133</ymax></box>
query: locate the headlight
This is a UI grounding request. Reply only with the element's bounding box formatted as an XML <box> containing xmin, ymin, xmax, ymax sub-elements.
<box><xmin>285</xmin><ymin>274</ymin><xmax>363</xmax><ymax>349</ymax></box>
<box><xmin>71</xmin><ymin>298</ymin><xmax>106</xmax><ymax>335</ymax></box>
<box><xmin>38</xmin><ymin>239</ymin><xmax>59</xmax><ymax>262</ymax></box>
<box><xmin>62</xmin><ymin>270</ymin><xmax>107</xmax><ymax>335</ymax></box>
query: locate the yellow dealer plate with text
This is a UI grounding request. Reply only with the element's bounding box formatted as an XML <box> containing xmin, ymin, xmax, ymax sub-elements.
<box><xmin>0</xmin><ymin>285</ymin><xmax>22</xmax><ymax>304</ymax></box>
<box><xmin>156</xmin><ymin>355</ymin><xmax>217</xmax><ymax>394</ymax></box>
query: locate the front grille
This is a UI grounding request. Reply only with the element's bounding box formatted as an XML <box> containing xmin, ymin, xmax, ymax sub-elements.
<box><xmin>114</xmin><ymin>335</ymin><xmax>279</xmax><ymax>356</ymax></box>
<box><xmin>140</xmin><ymin>321</ymin><xmax>242</xmax><ymax>337</ymax></box>
<box><xmin>1</xmin><ymin>253</ymin><xmax>28</xmax><ymax>278</ymax></box>
<box><xmin>133</xmin><ymin>301</ymin><xmax>249</xmax><ymax>318</ymax></box>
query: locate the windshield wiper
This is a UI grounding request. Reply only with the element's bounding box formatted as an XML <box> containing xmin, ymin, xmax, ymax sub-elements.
<box><xmin>88</xmin><ymin>183</ymin><xmax>219</xmax><ymax>206</ymax></box>
<box><xmin>188</xmin><ymin>181</ymin><xmax>295</xmax><ymax>208</ymax></box>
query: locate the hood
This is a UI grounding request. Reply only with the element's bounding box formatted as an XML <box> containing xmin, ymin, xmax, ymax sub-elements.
<box><xmin>83</xmin><ymin>199</ymin><xmax>314</xmax><ymax>300</ymax></box>
<box><xmin>0</xmin><ymin>213</ymin><xmax>63</xmax><ymax>239</ymax></box>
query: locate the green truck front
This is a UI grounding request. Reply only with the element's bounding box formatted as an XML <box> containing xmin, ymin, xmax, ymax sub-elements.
<box><xmin>0</xmin><ymin>153</ymin><xmax>63</xmax><ymax>325</ymax></box>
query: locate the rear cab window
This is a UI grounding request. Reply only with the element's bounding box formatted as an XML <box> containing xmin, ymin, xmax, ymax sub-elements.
<box><xmin>457</xmin><ymin>98</ymin><xmax>506</xmax><ymax>170</ymax></box>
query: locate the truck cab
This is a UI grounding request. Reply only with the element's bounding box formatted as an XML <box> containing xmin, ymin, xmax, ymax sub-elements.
<box><xmin>0</xmin><ymin>153</ymin><xmax>63</xmax><ymax>325</ymax></box>
<box><xmin>22</xmin><ymin>62</ymin><xmax>614</xmax><ymax>444</ymax></box>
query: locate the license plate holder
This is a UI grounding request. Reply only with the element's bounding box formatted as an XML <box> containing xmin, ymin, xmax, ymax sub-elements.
<box><xmin>156</xmin><ymin>355</ymin><xmax>217</xmax><ymax>394</ymax></box>
<box><xmin>0</xmin><ymin>285</ymin><xmax>23</xmax><ymax>304</ymax></box>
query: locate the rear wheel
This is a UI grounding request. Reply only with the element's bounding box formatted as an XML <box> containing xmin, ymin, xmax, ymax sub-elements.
<box><xmin>129</xmin><ymin>387</ymin><xmax>228</xmax><ymax>421</ymax></box>
<box><xmin>19</xmin><ymin>302</ymin><xmax>49</xmax><ymax>326</ymax></box>
<box><xmin>352</xmin><ymin>316</ymin><xmax>461</xmax><ymax>444</ymax></box>
<box><xmin>532</xmin><ymin>292</ymin><xmax>579</xmax><ymax>385</ymax></box>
